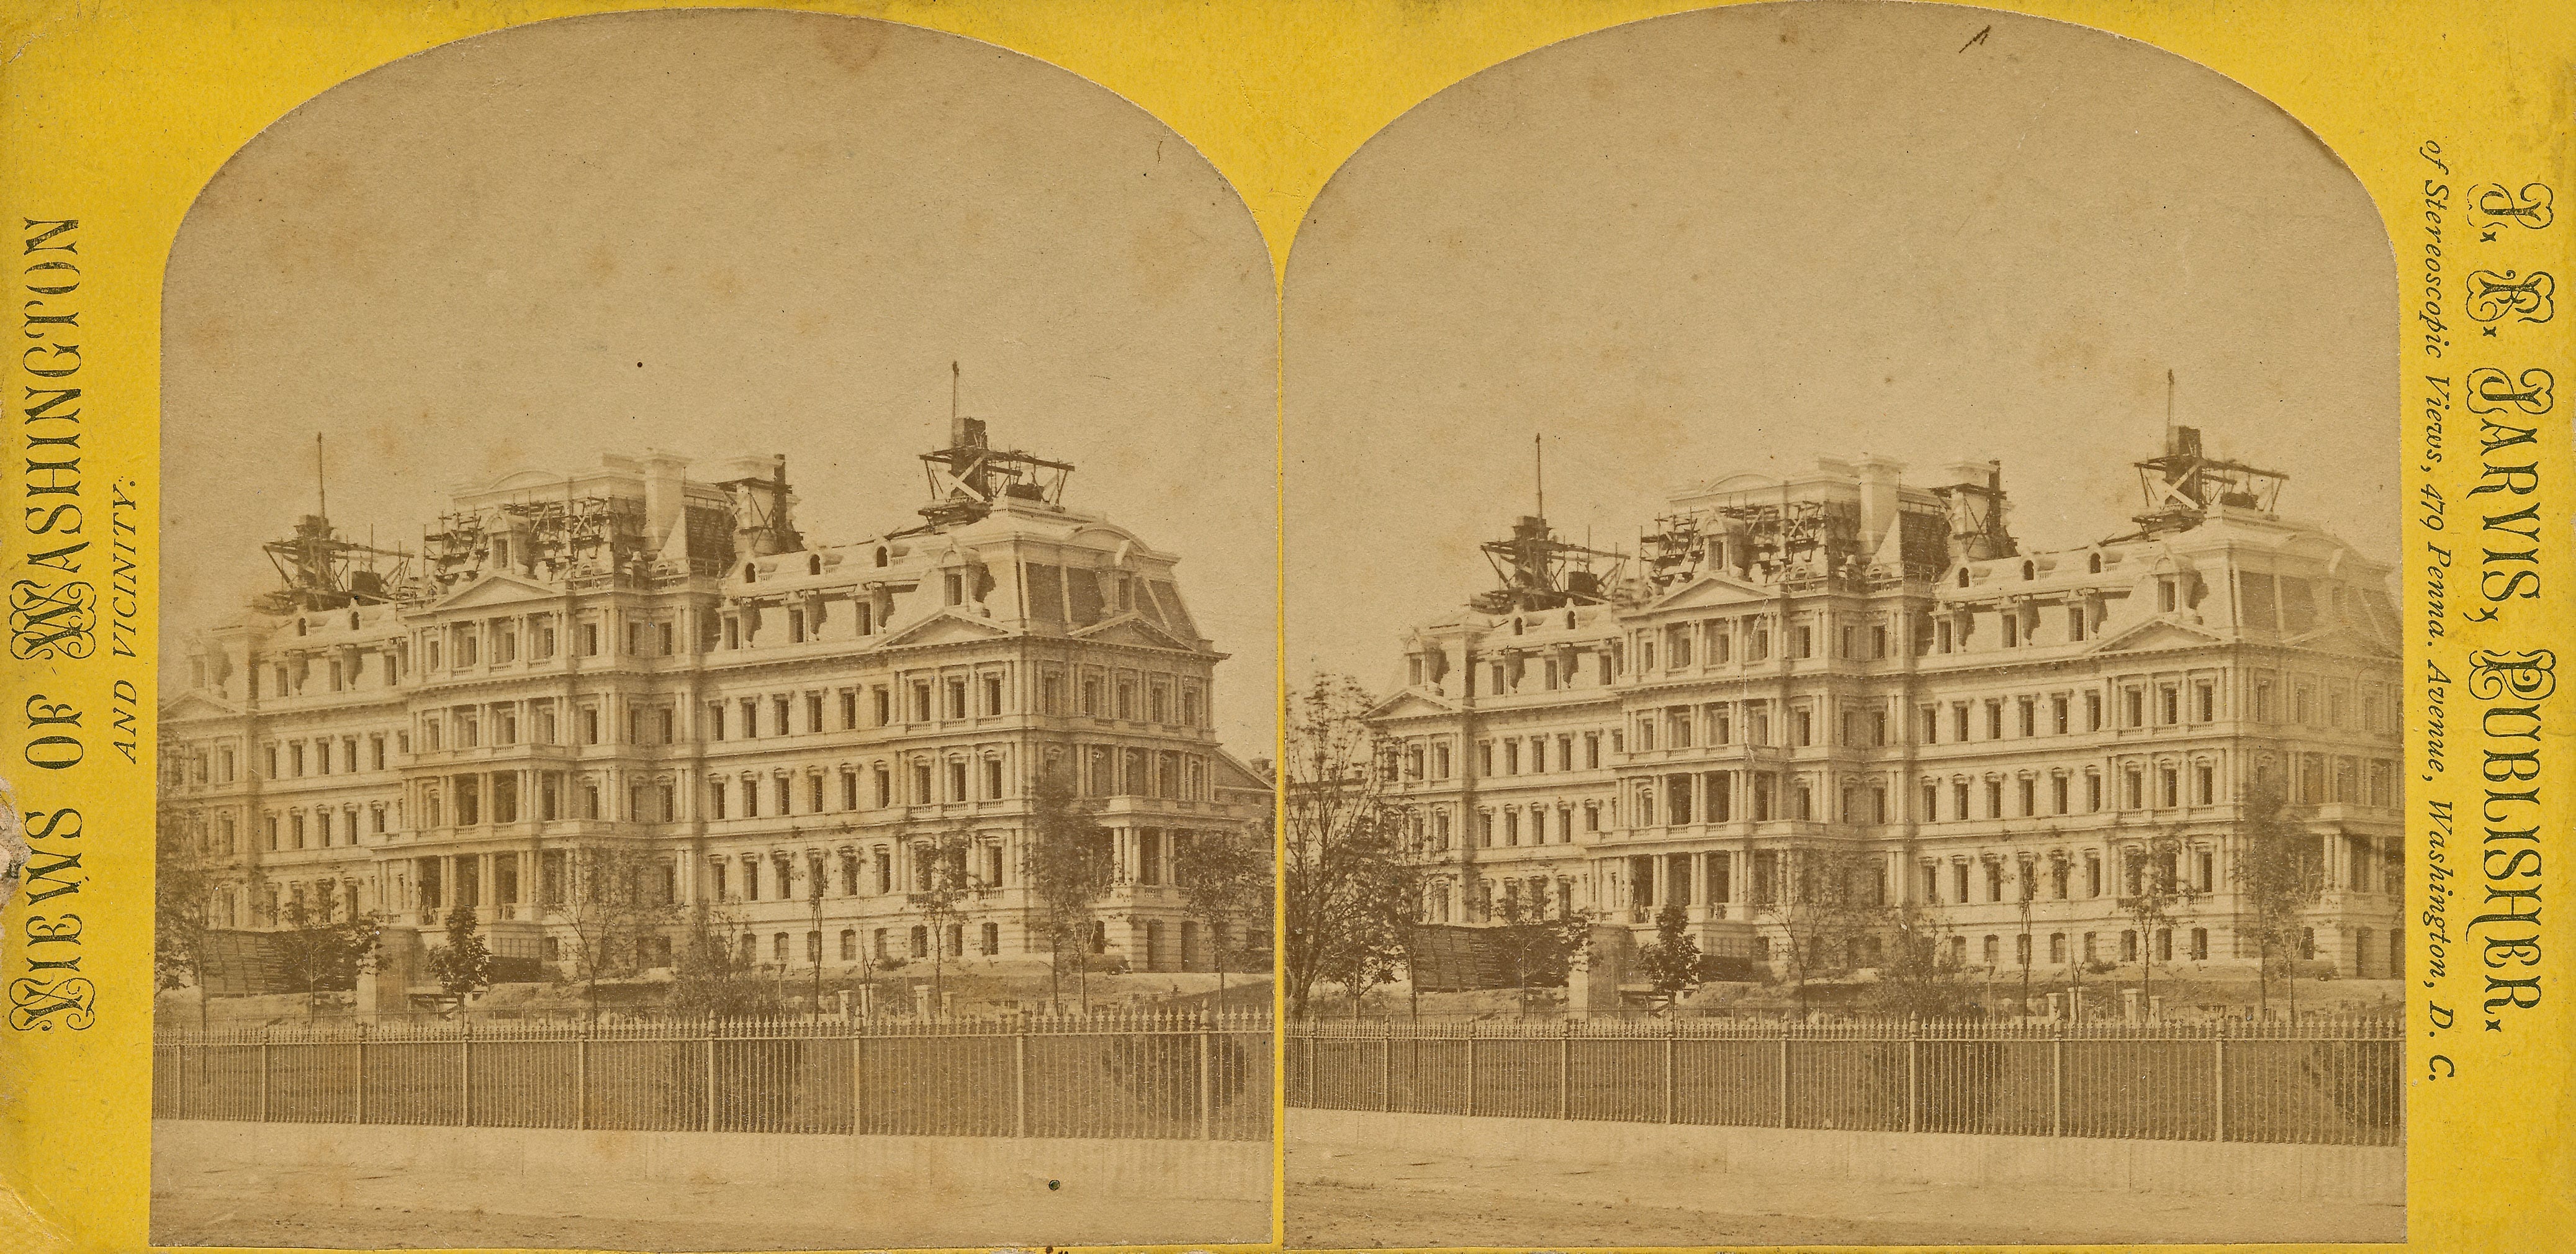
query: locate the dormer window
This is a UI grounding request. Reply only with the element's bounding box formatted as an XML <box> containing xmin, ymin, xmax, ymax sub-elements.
<box><xmin>2088</xmin><ymin>552</ymin><xmax>2104</xmax><ymax>574</ymax></box>
<box><xmin>808</xmin><ymin>554</ymin><xmax>822</xmax><ymax>575</ymax></box>
<box><xmin>493</xmin><ymin>538</ymin><xmax>511</xmax><ymax>568</ymax></box>
<box><xmin>1957</xmin><ymin>567</ymin><xmax>1971</xmax><ymax>588</ymax></box>
<box><xmin>875</xmin><ymin>546</ymin><xmax>889</xmax><ymax>567</ymax></box>
<box><xmin>943</xmin><ymin>571</ymin><xmax>965</xmax><ymax>605</ymax></box>
<box><xmin>2021</xmin><ymin>560</ymin><xmax>2035</xmax><ymax>580</ymax></box>
<box><xmin>743</xmin><ymin>563</ymin><xmax>757</xmax><ymax>583</ymax></box>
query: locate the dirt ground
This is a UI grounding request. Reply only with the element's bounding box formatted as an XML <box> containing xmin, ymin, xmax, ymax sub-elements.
<box><xmin>154</xmin><ymin>1135</ymin><xmax>1269</xmax><ymax>1251</ymax></box>
<box><xmin>1288</xmin><ymin>1138</ymin><xmax>2404</xmax><ymax>1248</ymax></box>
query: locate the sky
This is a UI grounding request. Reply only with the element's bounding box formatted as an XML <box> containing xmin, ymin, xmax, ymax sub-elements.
<box><xmin>1281</xmin><ymin>1</ymin><xmax>2399</xmax><ymax>695</ymax></box>
<box><xmin>160</xmin><ymin>9</ymin><xmax>1279</xmax><ymax>755</ymax></box>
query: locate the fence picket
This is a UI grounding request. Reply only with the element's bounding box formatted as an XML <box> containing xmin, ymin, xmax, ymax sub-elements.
<box><xmin>159</xmin><ymin>1012</ymin><xmax>1272</xmax><ymax>1143</ymax></box>
<box><xmin>1283</xmin><ymin>1015</ymin><xmax>2398</xmax><ymax>1148</ymax></box>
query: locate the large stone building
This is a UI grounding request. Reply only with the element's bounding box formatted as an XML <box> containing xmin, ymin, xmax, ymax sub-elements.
<box><xmin>160</xmin><ymin>418</ymin><xmax>1271</xmax><ymax>999</ymax></box>
<box><xmin>1369</xmin><ymin>430</ymin><xmax>2403</xmax><ymax>981</ymax></box>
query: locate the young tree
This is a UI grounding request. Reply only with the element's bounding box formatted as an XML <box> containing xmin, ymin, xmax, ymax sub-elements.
<box><xmin>2231</xmin><ymin>780</ymin><xmax>2325</xmax><ymax>1017</ymax></box>
<box><xmin>2117</xmin><ymin>831</ymin><xmax>2203</xmax><ymax>1014</ymax></box>
<box><xmin>1490</xmin><ymin>888</ymin><xmax>1589</xmax><ymax>1014</ymax></box>
<box><xmin>806</xmin><ymin>849</ymin><xmax>831</xmax><ymax>1016</ymax></box>
<box><xmin>1283</xmin><ymin>674</ymin><xmax>1421</xmax><ymax>1017</ymax></box>
<box><xmin>1874</xmin><ymin>896</ymin><xmax>1976</xmax><ymax>1018</ymax></box>
<box><xmin>1173</xmin><ymin>818</ymin><xmax>1274</xmax><ymax>1000</ymax></box>
<box><xmin>273</xmin><ymin>897</ymin><xmax>382</xmax><ymax>1020</ymax></box>
<box><xmin>423</xmin><ymin>904</ymin><xmax>495</xmax><ymax>1014</ymax></box>
<box><xmin>1638</xmin><ymin>903</ymin><xmax>1703</xmax><ymax>1007</ymax></box>
<box><xmin>1023</xmin><ymin>766</ymin><xmax>1117</xmax><ymax>1013</ymax></box>
<box><xmin>551</xmin><ymin>841</ymin><xmax>683</xmax><ymax>1022</ymax></box>
<box><xmin>906</xmin><ymin>823</ymin><xmax>982</xmax><ymax>1017</ymax></box>
<box><xmin>154</xmin><ymin>796</ymin><xmax>222</xmax><ymax>1029</ymax></box>
<box><xmin>667</xmin><ymin>900</ymin><xmax>780</xmax><ymax>1020</ymax></box>
<box><xmin>2011</xmin><ymin>853</ymin><xmax>2042</xmax><ymax>1017</ymax></box>
<box><xmin>1754</xmin><ymin>843</ymin><xmax>1879</xmax><ymax>1016</ymax></box>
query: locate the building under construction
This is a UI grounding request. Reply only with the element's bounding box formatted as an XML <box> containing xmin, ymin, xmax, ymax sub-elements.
<box><xmin>1369</xmin><ymin>428</ymin><xmax>2404</xmax><ymax>988</ymax></box>
<box><xmin>160</xmin><ymin>414</ymin><xmax>1272</xmax><ymax>1009</ymax></box>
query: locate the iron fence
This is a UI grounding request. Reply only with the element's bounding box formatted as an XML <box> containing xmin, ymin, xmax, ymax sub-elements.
<box><xmin>1287</xmin><ymin>1016</ymin><xmax>2400</xmax><ymax>1147</ymax></box>
<box><xmin>155</xmin><ymin>1011</ymin><xmax>1271</xmax><ymax>1142</ymax></box>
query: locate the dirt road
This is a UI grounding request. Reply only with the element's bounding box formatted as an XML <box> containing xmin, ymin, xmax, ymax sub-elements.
<box><xmin>1289</xmin><ymin>1139</ymin><xmax>2404</xmax><ymax>1248</ymax></box>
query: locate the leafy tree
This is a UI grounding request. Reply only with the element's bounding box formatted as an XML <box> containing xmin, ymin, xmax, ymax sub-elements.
<box><xmin>549</xmin><ymin>841</ymin><xmax>682</xmax><ymax>1021</ymax></box>
<box><xmin>2117</xmin><ymin>831</ymin><xmax>2203</xmax><ymax>1013</ymax></box>
<box><xmin>154</xmin><ymin>795</ymin><xmax>221</xmax><ymax>1029</ymax></box>
<box><xmin>423</xmin><ymin>904</ymin><xmax>494</xmax><ymax>1014</ymax></box>
<box><xmin>2231</xmin><ymin>779</ymin><xmax>2325</xmax><ymax>1017</ymax></box>
<box><xmin>1873</xmin><ymin>896</ymin><xmax>1976</xmax><ymax>1018</ymax></box>
<box><xmin>667</xmin><ymin>900</ymin><xmax>781</xmax><ymax>1020</ymax></box>
<box><xmin>1174</xmin><ymin>817</ymin><xmax>1275</xmax><ymax>999</ymax></box>
<box><xmin>1282</xmin><ymin>674</ymin><xmax>1421</xmax><ymax>1017</ymax></box>
<box><xmin>273</xmin><ymin>897</ymin><xmax>382</xmax><ymax>1019</ymax></box>
<box><xmin>1023</xmin><ymin>766</ymin><xmax>1117</xmax><ymax>1013</ymax></box>
<box><xmin>1638</xmin><ymin>903</ymin><xmax>1703</xmax><ymax>1006</ymax></box>
<box><xmin>1490</xmin><ymin>888</ymin><xmax>1589</xmax><ymax>1014</ymax></box>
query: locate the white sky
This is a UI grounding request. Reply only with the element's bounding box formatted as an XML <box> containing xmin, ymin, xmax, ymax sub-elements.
<box><xmin>161</xmin><ymin>10</ymin><xmax>1279</xmax><ymax>756</ymax></box>
<box><xmin>1282</xmin><ymin>2</ymin><xmax>2398</xmax><ymax>694</ymax></box>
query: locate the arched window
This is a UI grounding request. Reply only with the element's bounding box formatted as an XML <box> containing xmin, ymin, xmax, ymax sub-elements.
<box><xmin>1957</xmin><ymin>567</ymin><xmax>1971</xmax><ymax>588</ymax></box>
<box><xmin>808</xmin><ymin>554</ymin><xmax>822</xmax><ymax>575</ymax></box>
<box><xmin>742</xmin><ymin>563</ymin><xmax>757</xmax><ymax>583</ymax></box>
<box><xmin>874</xmin><ymin>546</ymin><xmax>889</xmax><ymax>567</ymax></box>
<box><xmin>2021</xmin><ymin>560</ymin><xmax>2035</xmax><ymax>580</ymax></box>
<box><xmin>2088</xmin><ymin>552</ymin><xmax>2104</xmax><ymax>574</ymax></box>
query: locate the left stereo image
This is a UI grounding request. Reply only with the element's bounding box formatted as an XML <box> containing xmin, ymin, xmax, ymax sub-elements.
<box><xmin>146</xmin><ymin>11</ymin><xmax>1279</xmax><ymax>1250</ymax></box>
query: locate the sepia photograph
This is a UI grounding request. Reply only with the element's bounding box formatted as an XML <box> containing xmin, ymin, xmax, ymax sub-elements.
<box><xmin>1281</xmin><ymin>3</ymin><xmax>2403</xmax><ymax>1247</ymax></box>
<box><xmin>147</xmin><ymin>11</ymin><xmax>1276</xmax><ymax>1250</ymax></box>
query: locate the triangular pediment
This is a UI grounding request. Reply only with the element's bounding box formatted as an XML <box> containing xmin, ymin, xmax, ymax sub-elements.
<box><xmin>2091</xmin><ymin>618</ymin><xmax>2227</xmax><ymax>654</ymax></box>
<box><xmin>160</xmin><ymin>690</ymin><xmax>244</xmax><ymax>721</ymax></box>
<box><xmin>1212</xmin><ymin>749</ymin><xmax>1274</xmax><ymax>792</ymax></box>
<box><xmin>1068</xmin><ymin>613</ymin><xmax>1193</xmax><ymax>651</ymax></box>
<box><xmin>2281</xmin><ymin>623</ymin><xmax>2400</xmax><ymax>658</ymax></box>
<box><xmin>1642</xmin><ymin>571</ymin><xmax>1774</xmax><ymax>613</ymax></box>
<box><xmin>877</xmin><ymin>610</ymin><xmax>1014</xmax><ymax>647</ymax></box>
<box><xmin>435</xmin><ymin>571</ymin><xmax>561</xmax><ymax>611</ymax></box>
<box><xmin>1366</xmin><ymin>688</ymin><xmax>1464</xmax><ymax>721</ymax></box>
